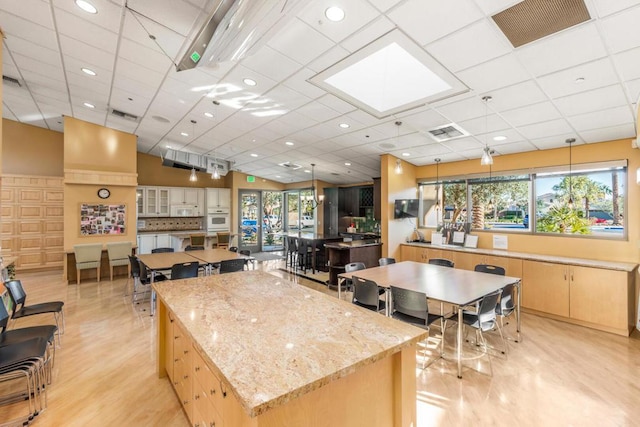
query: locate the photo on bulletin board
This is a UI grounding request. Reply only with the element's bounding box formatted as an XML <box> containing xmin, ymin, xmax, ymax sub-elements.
<box><xmin>80</xmin><ymin>203</ymin><xmax>126</xmax><ymax>236</ymax></box>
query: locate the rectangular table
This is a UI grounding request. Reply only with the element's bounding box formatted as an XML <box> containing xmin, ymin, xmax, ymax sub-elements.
<box><xmin>185</xmin><ymin>248</ymin><xmax>254</xmax><ymax>273</ymax></box>
<box><xmin>339</xmin><ymin>261</ymin><xmax>521</xmax><ymax>378</ymax></box>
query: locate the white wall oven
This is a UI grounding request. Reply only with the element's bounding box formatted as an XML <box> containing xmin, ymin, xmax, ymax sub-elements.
<box><xmin>207</xmin><ymin>208</ymin><xmax>230</xmax><ymax>232</ymax></box>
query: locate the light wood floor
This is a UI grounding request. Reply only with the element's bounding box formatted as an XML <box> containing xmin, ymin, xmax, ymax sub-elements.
<box><xmin>2</xmin><ymin>260</ymin><xmax>640</xmax><ymax>426</ymax></box>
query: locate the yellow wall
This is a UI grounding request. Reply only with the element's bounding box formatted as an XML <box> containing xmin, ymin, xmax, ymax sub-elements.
<box><xmin>63</xmin><ymin>117</ymin><xmax>138</xmax><ymax>251</ymax></box>
<box><xmin>394</xmin><ymin>138</ymin><xmax>640</xmax><ymax>264</ymax></box>
<box><xmin>137</xmin><ymin>152</ymin><xmax>231</xmax><ymax>188</ymax></box>
<box><xmin>2</xmin><ymin>119</ymin><xmax>64</xmax><ymax>176</ymax></box>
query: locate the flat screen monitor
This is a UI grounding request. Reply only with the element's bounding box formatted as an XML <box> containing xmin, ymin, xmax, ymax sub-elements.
<box><xmin>394</xmin><ymin>199</ymin><xmax>419</xmax><ymax>219</ymax></box>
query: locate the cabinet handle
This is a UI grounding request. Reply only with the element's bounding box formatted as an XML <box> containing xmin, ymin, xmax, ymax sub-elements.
<box><xmin>170</xmin><ymin>319</ymin><xmax>174</xmax><ymax>323</ymax></box>
<box><xmin>174</xmin><ymin>336</ymin><xmax>179</xmax><ymax>339</ymax></box>
<box><xmin>194</xmin><ymin>394</ymin><xmax>200</xmax><ymax>400</ymax></box>
<box><xmin>184</xmin><ymin>349</ymin><xmax>189</xmax><ymax>354</ymax></box>
<box><xmin>183</xmin><ymin>400</ymin><xmax>189</xmax><ymax>405</ymax></box>
<box><xmin>563</xmin><ymin>268</ymin><xmax>567</xmax><ymax>280</ymax></box>
<box><xmin>174</xmin><ymin>358</ymin><xmax>179</xmax><ymax>362</ymax></box>
<box><xmin>210</xmin><ymin>388</ymin><xmax>216</xmax><ymax>395</ymax></box>
<box><xmin>195</xmin><ymin>366</ymin><xmax>200</xmax><ymax>372</ymax></box>
<box><xmin>210</xmin><ymin>423</ymin><xmax>215</xmax><ymax>427</ymax></box>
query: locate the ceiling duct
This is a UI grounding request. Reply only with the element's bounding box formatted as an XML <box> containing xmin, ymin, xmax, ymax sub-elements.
<box><xmin>109</xmin><ymin>107</ymin><xmax>140</xmax><ymax>122</ymax></box>
<box><xmin>162</xmin><ymin>148</ymin><xmax>230</xmax><ymax>176</ymax></box>
<box><xmin>278</xmin><ymin>161</ymin><xmax>302</xmax><ymax>170</ymax></box>
<box><xmin>177</xmin><ymin>0</ymin><xmax>309</xmax><ymax>71</ymax></box>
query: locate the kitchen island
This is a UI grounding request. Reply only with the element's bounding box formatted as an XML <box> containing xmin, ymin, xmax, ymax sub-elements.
<box><xmin>154</xmin><ymin>270</ymin><xmax>425</xmax><ymax>427</ymax></box>
<box><xmin>325</xmin><ymin>240</ymin><xmax>383</xmax><ymax>286</ymax></box>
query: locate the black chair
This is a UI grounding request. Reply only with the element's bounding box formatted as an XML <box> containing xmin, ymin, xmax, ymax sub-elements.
<box><xmin>428</xmin><ymin>258</ymin><xmax>454</xmax><ymax>268</ymax></box>
<box><xmin>170</xmin><ymin>261</ymin><xmax>200</xmax><ymax>280</ymax></box>
<box><xmin>184</xmin><ymin>245</ymin><xmax>204</xmax><ymax>251</ymax></box>
<box><xmin>297</xmin><ymin>239</ymin><xmax>313</xmax><ymax>273</ymax></box>
<box><xmin>286</xmin><ymin>236</ymin><xmax>298</xmax><ymax>269</ymax></box>
<box><xmin>474</xmin><ymin>264</ymin><xmax>506</xmax><ymax>276</ymax></box>
<box><xmin>390</xmin><ymin>286</ymin><xmax>444</xmax><ymax>368</ymax></box>
<box><xmin>151</xmin><ymin>247</ymin><xmax>174</xmax><ymax>253</ymax></box>
<box><xmin>238</xmin><ymin>249</ymin><xmax>253</xmax><ymax>270</ymax></box>
<box><xmin>343</xmin><ymin>262</ymin><xmax>366</xmax><ymax>296</ymax></box>
<box><xmin>495</xmin><ymin>282</ymin><xmax>517</xmax><ymax>349</ymax></box>
<box><xmin>0</xmin><ymin>337</ymin><xmax>50</xmax><ymax>424</ymax></box>
<box><xmin>378</xmin><ymin>257</ymin><xmax>396</xmax><ymax>266</ymax></box>
<box><xmin>3</xmin><ymin>280</ymin><xmax>65</xmax><ymax>343</ymax></box>
<box><xmin>351</xmin><ymin>276</ymin><xmax>386</xmax><ymax>313</ymax></box>
<box><xmin>130</xmin><ymin>256</ymin><xmax>167</xmax><ymax>303</ymax></box>
<box><xmin>219</xmin><ymin>258</ymin><xmax>246</xmax><ymax>274</ymax></box>
<box><xmin>228</xmin><ymin>246</ymin><xmax>238</xmax><ymax>253</ymax></box>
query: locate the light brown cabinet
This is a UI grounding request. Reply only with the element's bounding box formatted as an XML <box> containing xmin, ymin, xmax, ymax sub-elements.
<box><xmin>522</xmin><ymin>260</ymin><xmax>569</xmax><ymax>317</ymax></box>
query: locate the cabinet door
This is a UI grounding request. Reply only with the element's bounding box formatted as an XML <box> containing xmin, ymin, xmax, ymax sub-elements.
<box><xmin>170</xmin><ymin>188</ymin><xmax>185</xmax><ymax>205</ymax></box>
<box><xmin>156</xmin><ymin>234</ymin><xmax>171</xmax><ymax>249</ymax></box>
<box><xmin>165</xmin><ymin>310</ymin><xmax>175</xmax><ymax>382</ymax></box>
<box><xmin>452</xmin><ymin>252</ymin><xmax>484</xmax><ymax>271</ymax></box>
<box><xmin>184</xmin><ymin>189</ymin><xmax>199</xmax><ymax>205</ymax></box>
<box><xmin>522</xmin><ymin>260</ymin><xmax>569</xmax><ymax>317</ymax></box>
<box><xmin>570</xmin><ymin>266</ymin><xmax>628</xmax><ymax>330</ymax></box>
<box><xmin>138</xmin><ymin>234</ymin><xmax>155</xmax><ymax>254</ymax></box>
<box><xmin>206</xmin><ymin>189</ymin><xmax>219</xmax><ymax>208</ymax></box>
<box><xmin>485</xmin><ymin>255</ymin><xmax>523</xmax><ymax>278</ymax></box>
<box><xmin>136</xmin><ymin>188</ymin><xmax>145</xmax><ymax>216</ymax></box>
<box><xmin>158</xmin><ymin>188</ymin><xmax>170</xmax><ymax>216</ymax></box>
<box><xmin>146</xmin><ymin>188</ymin><xmax>158</xmax><ymax>216</ymax></box>
<box><xmin>196</xmin><ymin>190</ymin><xmax>205</xmax><ymax>215</ymax></box>
<box><xmin>217</xmin><ymin>188</ymin><xmax>230</xmax><ymax>208</ymax></box>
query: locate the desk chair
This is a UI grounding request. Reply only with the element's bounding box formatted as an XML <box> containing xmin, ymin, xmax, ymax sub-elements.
<box><xmin>151</xmin><ymin>247</ymin><xmax>174</xmax><ymax>253</ymax></box>
<box><xmin>219</xmin><ymin>258</ymin><xmax>246</xmax><ymax>274</ymax></box>
<box><xmin>378</xmin><ymin>257</ymin><xmax>396</xmax><ymax>266</ymax></box>
<box><xmin>185</xmin><ymin>245</ymin><xmax>204</xmax><ymax>251</ymax></box>
<box><xmin>351</xmin><ymin>276</ymin><xmax>386</xmax><ymax>313</ymax></box>
<box><xmin>390</xmin><ymin>286</ymin><xmax>444</xmax><ymax>368</ymax></box>
<box><xmin>130</xmin><ymin>256</ymin><xmax>167</xmax><ymax>303</ymax></box>
<box><xmin>73</xmin><ymin>243</ymin><xmax>103</xmax><ymax>285</ymax></box>
<box><xmin>343</xmin><ymin>262</ymin><xmax>366</xmax><ymax>296</ymax></box>
<box><xmin>428</xmin><ymin>258</ymin><xmax>454</xmax><ymax>268</ymax></box>
<box><xmin>217</xmin><ymin>232</ymin><xmax>230</xmax><ymax>250</ymax></box>
<box><xmin>474</xmin><ymin>264</ymin><xmax>505</xmax><ymax>276</ymax></box>
<box><xmin>238</xmin><ymin>249</ymin><xmax>254</xmax><ymax>270</ymax></box>
<box><xmin>190</xmin><ymin>234</ymin><xmax>205</xmax><ymax>249</ymax></box>
<box><xmin>106</xmin><ymin>241</ymin><xmax>132</xmax><ymax>281</ymax></box>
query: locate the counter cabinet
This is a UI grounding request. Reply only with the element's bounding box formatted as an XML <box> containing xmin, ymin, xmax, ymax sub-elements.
<box><xmin>400</xmin><ymin>244</ymin><xmax>636</xmax><ymax>336</ymax></box>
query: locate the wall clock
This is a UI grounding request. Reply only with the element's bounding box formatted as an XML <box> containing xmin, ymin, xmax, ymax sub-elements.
<box><xmin>97</xmin><ymin>188</ymin><xmax>111</xmax><ymax>199</ymax></box>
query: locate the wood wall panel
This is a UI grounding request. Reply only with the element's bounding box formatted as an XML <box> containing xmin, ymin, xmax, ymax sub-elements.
<box><xmin>1</xmin><ymin>174</ymin><xmax>64</xmax><ymax>271</ymax></box>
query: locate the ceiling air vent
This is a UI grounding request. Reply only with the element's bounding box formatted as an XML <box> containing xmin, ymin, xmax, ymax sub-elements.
<box><xmin>110</xmin><ymin>108</ymin><xmax>140</xmax><ymax>122</ymax></box>
<box><xmin>426</xmin><ymin>123</ymin><xmax>469</xmax><ymax>142</ymax></box>
<box><xmin>2</xmin><ymin>75</ymin><xmax>22</xmax><ymax>87</ymax></box>
<box><xmin>278</xmin><ymin>161</ymin><xmax>302</xmax><ymax>170</ymax></box>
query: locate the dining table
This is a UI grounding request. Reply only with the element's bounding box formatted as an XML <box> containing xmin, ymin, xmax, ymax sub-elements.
<box><xmin>138</xmin><ymin>249</ymin><xmax>253</xmax><ymax>316</ymax></box>
<box><xmin>338</xmin><ymin>261</ymin><xmax>521</xmax><ymax>378</ymax></box>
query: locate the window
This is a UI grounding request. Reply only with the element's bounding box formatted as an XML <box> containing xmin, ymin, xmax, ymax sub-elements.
<box><xmin>418</xmin><ymin>162</ymin><xmax>626</xmax><ymax>239</ymax></box>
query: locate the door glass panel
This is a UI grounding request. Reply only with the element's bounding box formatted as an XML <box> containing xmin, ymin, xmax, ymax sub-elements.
<box><xmin>240</xmin><ymin>192</ymin><xmax>260</xmax><ymax>252</ymax></box>
<box><xmin>287</xmin><ymin>192</ymin><xmax>300</xmax><ymax>231</ymax></box>
<box><xmin>262</xmin><ymin>191</ymin><xmax>283</xmax><ymax>251</ymax></box>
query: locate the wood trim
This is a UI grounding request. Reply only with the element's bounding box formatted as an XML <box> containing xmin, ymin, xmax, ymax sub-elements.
<box><xmin>64</xmin><ymin>169</ymin><xmax>138</xmax><ymax>186</ymax></box>
<box><xmin>522</xmin><ymin>307</ymin><xmax>631</xmax><ymax>336</ymax></box>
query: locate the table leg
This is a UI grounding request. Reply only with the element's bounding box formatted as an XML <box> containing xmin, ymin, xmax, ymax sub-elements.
<box><xmin>150</xmin><ymin>271</ymin><xmax>156</xmax><ymax>317</ymax></box>
<box><xmin>457</xmin><ymin>307</ymin><xmax>463</xmax><ymax>379</ymax></box>
<box><xmin>516</xmin><ymin>280</ymin><xmax>522</xmax><ymax>342</ymax></box>
<box><xmin>337</xmin><ymin>276</ymin><xmax>342</xmax><ymax>300</ymax></box>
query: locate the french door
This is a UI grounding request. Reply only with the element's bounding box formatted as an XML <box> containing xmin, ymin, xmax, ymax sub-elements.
<box><xmin>238</xmin><ymin>190</ymin><xmax>285</xmax><ymax>253</ymax></box>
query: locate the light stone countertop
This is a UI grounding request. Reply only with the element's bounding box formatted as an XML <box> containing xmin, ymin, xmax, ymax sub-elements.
<box><xmin>402</xmin><ymin>242</ymin><xmax>637</xmax><ymax>272</ymax></box>
<box><xmin>153</xmin><ymin>270</ymin><xmax>426</xmax><ymax>418</ymax></box>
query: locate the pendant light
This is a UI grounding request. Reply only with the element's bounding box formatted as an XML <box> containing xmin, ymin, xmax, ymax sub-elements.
<box><xmin>487</xmin><ymin>163</ymin><xmax>494</xmax><ymax>211</ymax></box>
<box><xmin>309</xmin><ymin>163</ymin><xmax>324</xmax><ymax>209</ymax></box>
<box><xmin>480</xmin><ymin>96</ymin><xmax>494</xmax><ymax>165</ymax></box>
<box><xmin>189</xmin><ymin>167</ymin><xmax>197</xmax><ymax>182</ymax></box>
<box><xmin>394</xmin><ymin>121</ymin><xmax>403</xmax><ymax>174</ymax></box>
<box><xmin>434</xmin><ymin>158</ymin><xmax>441</xmax><ymax>211</ymax></box>
<box><xmin>211</xmin><ymin>150</ymin><xmax>221</xmax><ymax>180</ymax></box>
<box><xmin>566</xmin><ymin>138</ymin><xmax>575</xmax><ymax>209</ymax></box>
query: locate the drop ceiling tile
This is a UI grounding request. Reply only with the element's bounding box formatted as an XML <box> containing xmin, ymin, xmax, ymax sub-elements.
<box><xmin>624</xmin><ymin>78</ymin><xmax>640</xmax><ymax>102</ymax></box>
<box><xmin>566</xmin><ymin>105</ymin><xmax>634</xmax><ymax>131</ymax></box>
<box><xmin>295</xmin><ymin>101</ymin><xmax>342</xmax><ymax>122</ymax></box>
<box><xmin>473</xmin><ymin>0</ymin><xmax>523</xmax><ymax>16</ymax></box>
<box><xmin>435</xmin><ymin>96</ymin><xmax>488</xmax><ymax>123</ymax></box>
<box><xmin>599</xmin><ymin>5</ymin><xmax>640</xmax><ymax>53</ymax></box>
<box><xmin>69</xmin><ymin>83</ymin><xmax>111</xmax><ymax>103</ymax></box>
<box><xmin>45</xmin><ymin>118</ymin><xmax>64</xmax><ymax>132</ymax></box>
<box><xmin>427</xmin><ymin>20</ymin><xmax>511</xmax><ymax>72</ymax></box>
<box><xmin>500</xmin><ymin>101</ymin><xmax>562</xmax><ymax>127</ymax></box>
<box><xmin>492</xmin><ymin>141</ymin><xmax>538</xmax><ymax>155</ymax></box>
<box><xmin>457</xmin><ymin>113</ymin><xmax>511</xmax><ymax>136</ymax></box>
<box><xmin>316</xmin><ymin>94</ymin><xmax>357</xmax><ymax>114</ymax></box>
<box><xmin>341</xmin><ymin>16</ymin><xmax>395</xmax><ymax>52</ymax></box>
<box><xmin>268</xmin><ymin>18</ymin><xmax>334</xmax><ymax>65</ymax></box>
<box><xmin>112</xmin><ymin>74</ymin><xmax>160</xmax><ymax>100</ymax></box>
<box><xmin>121</xmin><ymin>12</ymin><xmax>186</xmax><ymax>60</ymax></box>
<box><xmin>20</xmin><ymin>69</ymin><xmax>66</xmax><ymax>90</ymax></box>
<box><xmin>516</xmin><ymin>23</ymin><xmax>607</xmax><ymax>77</ymax></box>
<box><xmin>592</xmin><ymin>0</ymin><xmax>640</xmax><ymax>17</ymax></box>
<box><xmin>11</xmin><ymin>56</ymin><xmax>64</xmax><ymax>83</ymax></box>
<box><xmin>536</xmin><ymin>58</ymin><xmax>619</xmax><ymax>99</ymax></box>
<box><xmin>389</xmin><ymin>0</ymin><xmax>483</xmax><ymax>45</ymax></box>
<box><xmin>119</xmin><ymin>38</ymin><xmax>175</xmax><ymax>73</ymax></box>
<box><xmin>439</xmin><ymin>137</ymin><xmax>485</xmax><ymax>151</ymax></box>
<box><xmin>456</xmin><ymin>53</ymin><xmax>530</xmax><ymax>94</ymax></box>
<box><xmin>481</xmin><ymin>80</ymin><xmax>549</xmax><ymax>112</ymax></box>
<box><xmin>281</xmin><ymin>68</ymin><xmax>326</xmax><ymax>100</ymax></box>
<box><xmin>243</xmin><ymin>45</ymin><xmax>304</xmax><ymax>82</ymax></box>
<box><xmin>71</xmin><ymin>107</ymin><xmax>108</xmax><ymax>124</ymax></box>
<box><xmin>4</xmin><ymin>36</ymin><xmax>61</xmax><ymax>68</ymax></box>
<box><xmin>109</xmin><ymin>88</ymin><xmax>152</xmax><ymax>117</ymax></box>
<box><xmin>262</xmin><ymin>85</ymin><xmax>312</xmax><ymax>111</ymax></box>
<box><xmin>0</xmin><ymin>13</ymin><xmax>59</xmax><ymax>50</ymax></box>
<box><xmin>518</xmin><ymin>118</ymin><xmax>574</xmax><ymax>140</ymax></box>
<box><xmin>307</xmin><ymin>45</ymin><xmax>350</xmax><ymax>73</ymax></box>
<box><xmin>399</xmin><ymin>108</ymin><xmax>450</xmax><ymax>132</ymax></box>
<box><xmin>530</xmin><ymin>133</ymin><xmax>584</xmax><ymax>150</ymax></box>
<box><xmin>125</xmin><ymin>0</ymin><xmax>201</xmax><ymax>37</ymax></box>
<box><xmin>367</xmin><ymin>0</ymin><xmax>403</xmax><ymax>12</ymax></box>
<box><xmin>55</xmin><ymin>9</ymin><xmax>118</xmax><ymax>53</ymax></box>
<box><xmin>484</xmin><ymin>128</ymin><xmax>526</xmax><ymax>146</ymax></box>
<box><xmin>105</xmin><ymin>117</ymin><xmax>139</xmax><ymax>134</ymax></box>
<box><xmin>613</xmin><ymin>46</ymin><xmax>640</xmax><ymax>82</ymax></box>
<box><xmin>578</xmin><ymin>123</ymin><xmax>636</xmax><ymax>143</ymax></box>
<box><xmin>555</xmin><ymin>85</ymin><xmax>628</xmax><ymax>117</ymax></box>
<box><xmin>53</xmin><ymin>0</ymin><xmax>124</xmax><ymax>33</ymax></box>
<box><xmin>0</xmin><ymin>0</ymin><xmax>53</xmax><ymax>29</ymax></box>
<box><xmin>31</xmin><ymin>93</ymin><xmax>72</xmax><ymax>112</ymax></box>
<box><xmin>411</xmin><ymin>151</ymin><xmax>465</xmax><ymax>165</ymax></box>
<box><xmin>59</xmin><ymin>35</ymin><xmax>116</xmax><ymax>70</ymax></box>
<box><xmin>64</xmin><ymin>56</ymin><xmax>113</xmax><ymax>86</ymax></box>
<box><xmin>114</xmin><ymin>57</ymin><xmax>167</xmax><ymax>88</ymax></box>
<box><xmin>29</xmin><ymin>84</ymin><xmax>70</xmax><ymax>103</ymax></box>
<box><xmin>298</xmin><ymin>0</ymin><xmax>380</xmax><ymax>43</ymax></box>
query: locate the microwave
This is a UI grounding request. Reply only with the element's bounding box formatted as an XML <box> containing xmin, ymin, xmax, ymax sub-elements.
<box><xmin>170</xmin><ymin>205</ymin><xmax>199</xmax><ymax>217</ymax></box>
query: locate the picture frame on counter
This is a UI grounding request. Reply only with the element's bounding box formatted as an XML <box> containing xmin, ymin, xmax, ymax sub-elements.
<box><xmin>80</xmin><ymin>203</ymin><xmax>126</xmax><ymax>236</ymax></box>
<box><xmin>464</xmin><ymin>234</ymin><xmax>478</xmax><ymax>248</ymax></box>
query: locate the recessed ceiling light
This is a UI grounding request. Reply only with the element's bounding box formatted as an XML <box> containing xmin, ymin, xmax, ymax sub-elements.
<box><xmin>166</xmin><ymin>145</ymin><xmax>172</xmax><ymax>149</ymax></box>
<box><xmin>81</xmin><ymin>67</ymin><xmax>96</xmax><ymax>76</ymax></box>
<box><xmin>152</xmin><ymin>115</ymin><xmax>170</xmax><ymax>123</ymax></box>
<box><xmin>204</xmin><ymin>112</ymin><xmax>214</xmax><ymax>118</ymax></box>
<box><xmin>344</xmin><ymin>162</ymin><xmax>351</xmax><ymax>166</ymax></box>
<box><xmin>181</xmin><ymin>132</ymin><xmax>189</xmax><ymax>137</ymax></box>
<box><xmin>304</xmin><ymin>169</ymin><xmax>311</xmax><ymax>173</ymax></box>
<box><xmin>83</xmin><ymin>102</ymin><xmax>95</xmax><ymax>109</ymax></box>
<box><xmin>75</xmin><ymin>0</ymin><xmax>97</xmax><ymax>14</ymax></box>
<box><xmin>325</xmin><ymin>6</ymin><xmax>345</xmax><ymax>22</ymax></box>
<box><xmin>250</xmin><ymin>153</ymin><xmax>258</xmax><ymax>157</ymax></box>
<box><xmin>339</xmin><ymin>123</ymin><xmax>350</xmax><ymax>129</ymax></box>
<box><xmin>493</xmin><ymin>136</ymin><xmax>507</xmax><ymax>141</ymax></box>
<box><xmin>243</xmin><ymin>78</ymin><xmax>257</xmax><ymax>86</ymax></box>
<box><xmin>285</xmin><ymin>141</ymin><xmax>294</xmax><ymax>146</ymax></box>
<box><xmin>402</xmin><ymin>152</ymin><xmax>411</xmax><ymax>157</ymax></box>
<box><xmin>276</xmin><ymin>175</ymin><xmax>281</xmax><ymax>178</ymax></box>
<box><xmin>575</xmin><ymin>77</ymin><xmax>585</xmax><ymax>84</ymax></box>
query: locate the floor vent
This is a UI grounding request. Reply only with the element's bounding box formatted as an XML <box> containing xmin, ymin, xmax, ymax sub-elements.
<box><xmin>3</xmin><ymin>75</ymin><xmax>22</xmax><ymax>87</ymax></box>
<box><xmin>426</xmin><ymin>123</ymin><xmax>469</xmax><ymax>142</ymax></box>
<box><xmin>110</xmin><ymin>108</ymin><xmax>140</xmax><ymax>122</ymax></box>
<box><xmin>492</xmin><ymin>0</ymin><xmax>591</xmax><ymax>48</ymax></box>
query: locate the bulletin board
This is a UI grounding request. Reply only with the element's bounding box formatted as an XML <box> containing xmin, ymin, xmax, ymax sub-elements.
<box><xmin>80</xmin><ymin>203</ymin><xmax>126</xmax><ymax>236</ymax></box>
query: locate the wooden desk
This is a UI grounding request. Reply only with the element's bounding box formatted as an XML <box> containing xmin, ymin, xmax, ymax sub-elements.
<box><xmin>154</xmin><ymin>271</ymin><xmax>426</xmax><ymax>426</ymax></box>
<box><xmin>339</xmin><ymin>261</ymin><xmax>521</xmax><ymax>378</ymax></box>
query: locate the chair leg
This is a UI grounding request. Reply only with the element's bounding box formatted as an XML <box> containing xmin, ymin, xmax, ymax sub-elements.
<box><xmin>97</xmin><ymin>266</ymin><xmax>101</xmax><ymax>282</ymax></box>
<box><xmin>477</xmin><ymin>329</ymin><xmax>493</xmax><ymax>376</ymax></box>
<box><xmin>77</xmin><ymin>269</ymin><xmax>81</xmax><ymax>285</ymax></box>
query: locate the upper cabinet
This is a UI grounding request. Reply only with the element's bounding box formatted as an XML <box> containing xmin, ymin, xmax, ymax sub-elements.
<box><xmin>206</xmin><ymin>188</ymin><xmax>230</xmax><ymax>209</ymax></box>
<box><xmin>170</xmin><ymin>188</ymin><xmax>204</xmax><ymax>208</ymax></box>
<box><xmin>139</xmin><ymin>186</ymin><xmax>170</xmax><ymax>217</ymax></box>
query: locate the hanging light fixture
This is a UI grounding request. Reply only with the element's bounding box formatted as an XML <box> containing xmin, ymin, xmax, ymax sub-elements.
<box><xmin>487</xmin><ymin>162</ymin><xmax>494</xmax><ymax>211</ymax></box>
<box><xmin>566</xmin><ymin>138</ymin><xmax>575</xmax><ymax>209</ymax></box>
<box><xmin>189</xmin><ymin>167</ymin><xmax>197</xmax><ymax>182</ymax></box>
<box><xmin>309</xmin><ymin>163</ymin><xmax>324</xmax><ymax>209</ymax></box>
<box><xmin>434</xmin><ymin>158</ymin><xmax>441</xmax><ymax>211</ymax></box>
<box><xmin>211</xmin><ymin>149</ymin><xmax>221</xmax><ymax>180</ymax></box>
<box><xmin>480</xmin><ymin>96</ymin><xmax>494</xmax><ymax>165</ymax></box>
<box><xmin>394</xmin><ymin>121</ymin><xmax>403</xmax><ymax>174</ymax></box>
